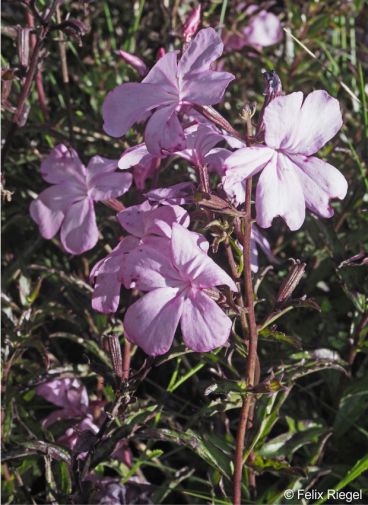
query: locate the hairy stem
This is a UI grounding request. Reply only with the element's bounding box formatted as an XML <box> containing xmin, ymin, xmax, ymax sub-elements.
<box><xmin>26</xmin><ymin>11</ymin><xmax>49</xmax><ymax>121</ymax></box>
<box><xmin>233</xmin><ymin>176</ymin><xmax>259</xmax><ymax>505</ymax></box>
<box><xmin>56</xmin><ymin>5</ymin><xmax>74</xmax><ymax>143</ymax></box>
<box><xmin>123</xmin><ymin>339</ymin><xmax>131</xmax><ymax>380</ymax></box>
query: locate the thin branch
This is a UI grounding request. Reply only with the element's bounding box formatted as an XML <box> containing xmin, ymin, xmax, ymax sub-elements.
<box><xmin>2</xmin><ymin>0</ymin><xmax>61</xmax><ymax>164</ymax></box>
<box><xmin>56</xmin><ymin>4</ymin><xmax>74</xmax><ymax>143</ymax></box>
<box><xmin>233</xmin><ymin>116</ymin><xmax>259</xmax><ymax>505</ymax></box>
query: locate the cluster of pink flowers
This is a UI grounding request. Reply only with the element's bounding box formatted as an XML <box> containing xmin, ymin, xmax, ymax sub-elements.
<box><xmin>36</xmin><ymin>377</ymin><xmax>129</xmax><ymax>461</ymax></box>
<box><xmin>30</xmin><ymin>9</ymin><xmax>348</xmax><ymax>357</ymax></box>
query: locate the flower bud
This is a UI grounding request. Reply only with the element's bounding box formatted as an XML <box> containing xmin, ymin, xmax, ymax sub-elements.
<box><xmin>183</xmin><ymin>5</ymin><xmax>201</xmax><ymax>43</ymax></box>
<box><xmin>156</xmin><ymin>47</ymin><xmax>166</xmax><ymax>60</ymax></box>
<box><xmin>104</xmin><ymin>334</ymin><xmax>123</xmax><ymax>379</ymax></box>
<box><xmin>263</xmin><ymin>70</ymin><xmax>282</xmax><ymax>103</ymax></box>
<box><xmin>117</xmin><ymin>49</ymin><xmax>148</xmax><ymax>77</ymax></box>
<box><xmin>276</xmin><ymin>259</ymin><xmax>306</xmax><ymax>304</ymax></box>
<box><xmin>62</xmin><ymin>19</ymin><xmax>88</xmax><ymax>46</ymax></box>
<box><xmin>256</xmin><ymin>70</ymin><xmax>282</xmax><ymax>137</ymax></box>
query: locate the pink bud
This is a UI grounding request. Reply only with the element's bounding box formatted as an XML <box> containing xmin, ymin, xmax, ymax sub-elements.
<box><xmin>117</xmin><ymin>49</ymin><xmax>148</xmax><ymax>77</ymax></box>
<box><xmin>156</xmin><ymin>47</ymin><xmax>166</xmax><ymax>60</ymax></box>
<box><xmin>182</xmin><ymin>5</ymin><xmax>201</xmax><ymax>43</ymax></box>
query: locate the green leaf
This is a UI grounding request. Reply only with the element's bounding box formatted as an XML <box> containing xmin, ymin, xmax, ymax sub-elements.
<box><xmin>49</xmin><ymin>332</ymin><xmax>111</xmax><ymax>367</ymax></box>
<box><xmin>333</xmin><ymin>377</ymin><xmax>368</xmax><ymax>437</ymax></box>
<box><xmin>137</xmin><ymin>428</ymin><xmax>232</xmax><ymax>479</ymax></box>
<box><xmin>259</xmin><ymin>328</ymin><xmax>302</xmax><ymax>349</ymax></box>
<box><xmin>253</xmin><ymin>454</ymin><xmax>306</xmax><ymax>477</ymax></box>
<box><xmin>314</xmin><ymin>455</ymin><xmax>368</xmax><ymax>504</ymax></box>
<box><xmin>53</xmin><ymin>461</ymin><xmax>72</xmax><ymax>496</ymax></box>
<box><xmin>259</xmin><ymin>425</ymin><xmax>329</xmax><ymax>458</ymax></box>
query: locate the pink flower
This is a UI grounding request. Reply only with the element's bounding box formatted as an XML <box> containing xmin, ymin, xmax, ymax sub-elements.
<box><xmin>145</xmin><ymin>182</ymin><xmax>195</xmax><ymax>206</ymax></box>
<box><xmin>118</xmin><ymin>124</ymin><xmax>228</xmax><ymax>190</ymax></box>
<box><xmin>225</xmin><ymin>6</ymin><xmax>283</xmax><ymax>52</ymax></box>
<box><xmin>57</xmin><ymin>417</ymin><xmax>99</xmax><ymax>452</ymax></box>
<box><xmin>37</xmin><ymin>378</ymin><xmax>130</xmax><ymax>461</ymax></box>
<box><xmin>176</xmin><ymin>124</ymin><xmax>228</xmax><ymax>175</ymax></box>
<box><xmin>30</xmin><ymin>145</ymin><xmax>132</xmax><ymax>254</ymax></box>
<box><xmin>118</xmin><ymin>143</ymin><xmax>161</xmax><ymax>190</ymax></box>
<box><xmin>91</xmin><ymin>202</ymin><xmax>189</xmax><ymax>313</ymax></box>
<box><xmin>102</xmin><ymin>28</ymin><xmax>234</xmax><ymax>156</ymax></box>
<box><xmin>36</xmin><ymin>377</ymin><xmax>89</xmax><ymax>427</ymax></box>
<box><xmin>123</xmin><ymin>224</ymin><xmax>237</xmax><ymax>356</ymax></box>
<box><xmin>182</xmin><ymin>5</ymin><xmax>201</xmax><ymax>43</ymax></box>
<box><xmin>223</xmin><ymin>91</ymin><xmax>348</xmax><ymax>230</ymax></box>
<box><xmin>117</xmin><ymin>49</ymin><xmax>148</xmax><ymax>77</ymax></box>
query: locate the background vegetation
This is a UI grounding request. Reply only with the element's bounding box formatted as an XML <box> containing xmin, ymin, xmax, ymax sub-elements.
<box><xmin>2</xmin><ymin>0</ymin><xmax>368</xmax><ymax>503</ymax></box>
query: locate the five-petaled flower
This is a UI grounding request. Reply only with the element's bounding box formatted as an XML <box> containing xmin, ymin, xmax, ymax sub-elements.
<box><xmin>102</xmin><ymin>28</ymin><xmax>234</xmax><ymax>156</ymax></box>
<box><xmin>223</xmin><ymin>90</ymin><xmax>348</xmax><ymax>230</ymax></box>
<box><xmin>30</xmin><ymin>144</ymin><xmax>132</xmax><ymax>254</ymax></box>
<box><xmin>124</xmin><ymin>224</ymin><xmax>237</xmax><ymax>356</ymax></box>
<box><xmin>224</xmin><ymin>5</ymin><xmax>283</xmax><ymax>52</ymax></box>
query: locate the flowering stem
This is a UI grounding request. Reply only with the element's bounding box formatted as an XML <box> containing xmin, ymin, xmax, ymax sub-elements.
<box><xmin>233</xmin><ymin>177</ymin><xmax>259</xmax><ymax>505</ymax></box>
<box><xmin>56</xmin><ymin>5</ymin><xmax>74</xmax><ymax>144</ymax></box>
<box><xmin>122</xmin><ymin>339</ymin><xmax>131</xmax><ymax>380</ymax></box>
<box><xmin>1</xmin><ymin>0</ymin><xmax>60</xmax><ymax>164</ymax></box>
<box><xmin>26</xmin><ymin>11</ymin><xmax>49</xmax><ymax>121</ymax></box>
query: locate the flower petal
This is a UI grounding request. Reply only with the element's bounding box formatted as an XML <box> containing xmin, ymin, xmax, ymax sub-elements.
<box><xmin>89</xmin><ymin>172</ymin><xmax>132</xmax><ymax>201</ymax></box>
<box><xmin>87</xmin><ymin>156</ymin><xmax>119</xmax><ymax>180</ymax></box>
<box><xmin>289</xmin><ymin>90</ymin><xmax>343</xmax><ymax>155</ymax></box>
<box><xmin>142</xmin><ymin>51</ymin><xmax>179</xmax><ymax>91</ymax></box>
<box><xmin>145</xmin><ymin>182</ymin><xmax>195</xmax><ymax>206</ymax></box>
<box><xmin>222</xmin><ymin>146</ymin><xmax>274</xmax><ymax>204</ymax></box>
<box><xmin>91</xmin><ymin>237</ymin><xmax>138</xmax><ymax>278</ymax></box>
<box><xmin>242</xmin><ymin>10</ymin><xmax>283</xmax><ymax>49</ymax></box>
<box><xmin>251</xmin><ymin>225</ymin><xmax>279</xmax><ymax>265</ymax></box>
<box><xmin>193</xmin><ymin>124</ymin><xmax>224</xmax><ymax>157</ymax></box>
<box><xmin>36</xmin><ymin>378</ymin><xmax>87</xmax><ymax>410</ymax></box>
<box><xmin>178</xmin><ymin>124</ymin><xmax>223</xmax><ymax>165</ymax></box>
<box><xmin>102</xmin><ymin>82</ymin><xmax>177</xmax><ymax>138</ymax></box>
<box><xmin>263</xmin><ymin>92</ymin><xmax>304</xmax><ymax>150</ymax></box>
<box><xmin>256</xmin><ymin>153</ymin><xmax>306</xmax><ymax>230</ymax></box>
<box><xmin>171</xmin><ymin>224</ymin><xmax>237</xmax><ymax>291</ymax></box>
<box><xmin>142</xmin><ymin>205</ymin><xmax>190</xmax><ymax>237</ymax></box>
<box><xmin>40</xmin><ymin>144</ymin><xmax>86</xmax><ymax>184</ymax></box>
<box><xmin>37</xmin><ymin>180</ymin><xmax>86</xmax><ymax>212</ymax></box>
<box><xmin>224</xmin><ymin>146</ymin><xmax>274</xmax><ymax>177</ymax></box>
<box><xmin>133</xmin><ymin>159</ymin><xmax>161</xmax><ymax>190</ymax></box>
<box><xmin>181</xmin><ymin>71</ymin><xmax>235</xmax><ymax>105</ymax></box>
<box><xmin>90</xmin><ymin>239</ymin><xmax>135</xmax><ymax>313</ymax></box>
<box><xmin>123</xmin><ymin>236</ymin><xmax>181</xmax><ymax>290</ymax></box>
<box><xmin>181</xmin><ymin>290</ymin><xmax>231</xmax><ymax>352</ymax></box>
<box><xmin>92</xmin><ymin>273</ymin><xmax>122</xmax><ymax>313</ymax></box>
<box><xmin>205</xmin><ymin>148</ymin><xmax>231</xmax><ymax>176</ymax></box>
<box><xmin>60</xmin><ymin>198</ymin><xmax>98</xmax><ymax>254</ymax></box>
<box><xmin>178</xmin><ymin>28</ymin><xmax>225</xmax><ymax>77</ymax></box>
<box><xmin>117</xmin><ymin>201</ymin><xmax>154</xmax><ymax>237</ymax></box>
<box><xmin>30</xmin><ymin>198</ymin><xmax>64</xmax><ymax>240</ymax></box>
<box><xmin>118</xmin><ymin>143</ymin><xmax>152</xmax><ymax>169</ymax></box>
<box><xmin>118</xmin><ymin>143</ymin><xmax>161</xmax><ymax>190</ymax></box>
<box><xmin>144</xmin><ymin>105</ymin><xmax>186</xmax><ymax>156</ymax></box>
<box><xmin>124</xmin><ymin>288</ymin><xmax>184</xmax><ymax>356</ymax></box>
<box><xmin>290</xmin><ymin>154</ymin><xmax>348</xmax><ymax>217</ymax></box>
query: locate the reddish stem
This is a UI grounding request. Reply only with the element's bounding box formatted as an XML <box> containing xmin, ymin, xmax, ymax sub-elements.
<box><xmin>2</xmin><ymin>0</ymin><xmax>60</xmax><ymax>163</ymax></box>
<box><xmin>26</xmin><ymin>11</ymin><xmax>49</xmax><ymax>121</ymax></box>
<box><xmin>122</xmin><ymin>339</ymin><xmax>131</xmax><ymax>380</ymax></box>
<box><xmin>233</xmin><ymin>177</ymin><xmax>259</xmax><ymax>505</ymax></box>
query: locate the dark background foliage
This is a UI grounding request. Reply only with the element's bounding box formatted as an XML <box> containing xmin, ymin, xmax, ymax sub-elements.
<box><xmin>2</xmin><ymin>1</ymin><xmax>368</xmax><ymax>503</ymax></box>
